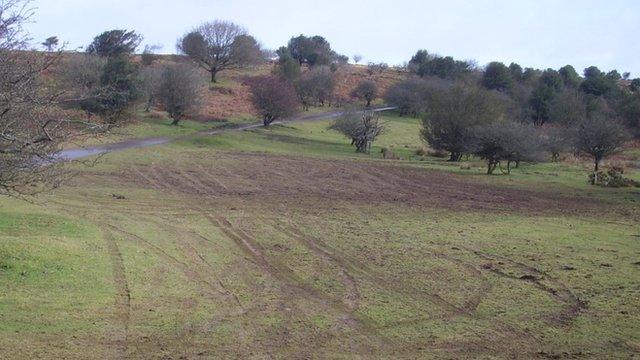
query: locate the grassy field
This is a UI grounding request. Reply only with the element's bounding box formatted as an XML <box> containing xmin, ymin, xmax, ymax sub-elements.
<box><xmin>1</xmin><ymin>112</ymin><xmax>639</xmax><ymax>359</ymax></box>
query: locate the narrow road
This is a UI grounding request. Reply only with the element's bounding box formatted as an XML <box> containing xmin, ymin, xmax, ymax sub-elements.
<box><xmin>57</xmin><ymin>107</ymin><xmax>396</xmax><ymax>161</ymax></box>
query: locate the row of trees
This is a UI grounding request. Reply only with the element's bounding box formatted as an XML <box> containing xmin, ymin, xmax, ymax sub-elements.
<box><xmin>416</xmin><ymin>83</ymin><xmax>629</xmax><ymax>175</ymax></box>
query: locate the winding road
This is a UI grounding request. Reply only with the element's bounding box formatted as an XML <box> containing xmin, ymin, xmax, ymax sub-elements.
<box><xmin>57</xmin><ymin>107</ymin><xmax>396</xmax><ymax>161</ymax></box>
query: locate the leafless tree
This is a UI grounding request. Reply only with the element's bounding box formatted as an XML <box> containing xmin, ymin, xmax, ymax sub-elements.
<box><xmin>0</xmin><ymin>0</ymin><xmax>69</xmax><ymax>195</ymax></box>
<box><xmin>331</xmin><ymin>110</ymin><xmax>384</xmax><ymax>153</ymax></box>
<box><xmin>178</xmin><ymin>20</ymin><xmax>264</xmax><ymax>83</ymax></box>
<box><xmin>353</xmin><ymin>54</ymin><xmax>363</xmax><ymax>64</ymax></box>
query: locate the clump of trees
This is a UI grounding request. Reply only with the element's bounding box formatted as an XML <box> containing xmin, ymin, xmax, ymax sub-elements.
<box><xmin>351</xmin><ymin>80</ymin><xmax>378</xmax><ymax>107</ymax></box>
<box><xmin>178</xmin><ymin>20</ymin><xmax>265</xmax><ymax>83</ymax></box>
<box><xmin>384</xmin><ymin>77</ymin><xmax>448</xmax><ymax>117</ymax></box>
<box><xmin>408</xmin><ymin>50</ymin><xmax>472</xmax><ymax>79</ymax></box>
<box><xmin>248</xmin><ymin>76</ymin><xmax>300</xmax><ymax>126</ymax></box>
<box><xmin>469</xmin><ymin>122</ymin><xmax>543</xmax><ymax>174</ymax></box>
<box><xmin>156</xmin><ymin>64</ymin><xmax>203</xmax><ymax>125</ymax></box>
<box><xmin>331</xmin><ymin>111</ymin><xmax>384</xmax><ymax>153</ymax></box>
<box><xmin>287</xmin><ymin>35</ymin><xmax>347</xmax><ymax>67</ymax></box>
<box><xmin>482</xmin><ymin>62</ymin><xmax>514</xmax><ymax>92</ymax></box>
<box><xmin>421</xmin><ymin>85</ymin><xmax>506</xmax><ymax>161</ymax></box>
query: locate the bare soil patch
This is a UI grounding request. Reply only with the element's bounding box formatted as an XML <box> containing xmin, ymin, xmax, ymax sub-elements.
<box><xmin>118</xmin><ymin>152</ymin><xmax>617</xmax><ymax>216</ymax></box>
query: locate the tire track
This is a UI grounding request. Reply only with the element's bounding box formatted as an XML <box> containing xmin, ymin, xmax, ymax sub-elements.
<box><xmin>464</xmin><ymin>246</ymin><xmax>587</xmax><ymax>325</ymax></box>
<box><xmin>139</xmin><ymin>215</ymin><xmax>243</xmax><ymax>309</ymax></box>
<box><xmin>104</xmin><ymin>223</ymin><xmax>234</xmax><ymax>302</ymax></box>
<box><xmin>205</xmin><ymin>214</ymin><xmax>396</xmax><ymax>352</ymax></box>
<box><xmin>268</xmin><ymin>220</ymin><xmax>361</xmax><ymax>311</ymax></box>
<box><xmin>104</xmin><ymin>231</ymin><xmax>130</xmax><ymax>360</ymax></box>
<box><xmin>271</xmin><ymin>219</ymin><xmax>465</xmax><ymax>317</ymax></box>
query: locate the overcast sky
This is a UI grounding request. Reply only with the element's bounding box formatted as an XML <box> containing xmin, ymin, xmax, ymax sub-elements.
<box><xmin>25</xmin><ymin>0</ymin><xmax>640</xmax><ymax>76</ymax></box>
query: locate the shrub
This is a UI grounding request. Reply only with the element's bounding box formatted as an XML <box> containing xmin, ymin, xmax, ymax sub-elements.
<box><xmin>80</xmin><ymin>56</ymin><xmax>141</xmax><ymax>125</ymax></box>
<box><xmin>384</xmin><ymin>77</ymin><xmax>448</xmax><ymax>117</ymax></box>
<box><xmin>572</xmin><ymin>115</ymin><xmax>628</xmax><ymax>172</ymax></box>
<box><xmin>248</xmin><ymin>76</ymin><xmax>300</xmax><ymax>126</ymax></box>
<box><xmin>351</xmin><ymin>80</ymin><xmax>378</xmax><ymax>107</ymax></box>
<box><xmin>422</xmin><ymin>84</ymin><xmax>506</xmax><ymax>161</ymax></box>
<box><xmin>157</xmin><ymin>64</ymin><xmax>202</xmax><ymax>125</ymax></box>
<box><xmin>295</xmin><ymin>66</ymin><xmax>335</xmax><ymax>110</ymax></box>
<box><xmin>589</xmin><ymin>167</ymin><xmax>640</xmax><ymax>187</ymax></box>
<box><xmin>470</xmin><ymin>121</ymin><xmax>544</xmax><ymax>174</ymax></box>
<box><xmin>331</xmin><ymin>111</ymin><xmax>384</xmax><ymax>153</ymax></box>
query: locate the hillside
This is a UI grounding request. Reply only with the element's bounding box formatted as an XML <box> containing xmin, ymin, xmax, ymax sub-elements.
<box><xmin>140</xmin><ymin>56</ymin><xmax>408</xmax><ymax>122</ymax></box>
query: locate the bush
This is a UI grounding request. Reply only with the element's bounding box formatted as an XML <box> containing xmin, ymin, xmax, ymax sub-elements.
<box><xmin>80</xmin><ymin>56</ymin><xmax>141</xmax><ymax>125</ymax></box>
<box><xmin>422</xmin><ymin>84</ymin><xmax>506</xmax><ymax>161</ymax></box>
<box><xmin>295</xmin><ymin>66</ymin><xmax>335</xmax><ymax>110</ymax></box>
<box><xmin>157</xmin><ymin>64</ymin><xmax>202</xmax><ymax>125</ymax></box>
<box><xmin>408</xmin><ymin>50</ymin><xmax>472</xmax><ymax>79</ymax></box>
<box><xmin>589</xmin><ymin>167</ymin><xmax>640</xmax><ymax>187</ymax></box>
<box><xmin>384</xmin><ymin>77</ymin><xmax>448</xmax><ymax>117</ymax></box>
<box><xmin>331</xmin><ymin>110</ymin><xmax>384</xmax><ymax>153</ymax></box>
<box><xmin>470</xmin><ymin>121</ymin><xmax>544</xmax><ymax>174</ymax></box>
<box><xmin>572</xmin><ymin>115</ymin><xmax>628</xmax><ymax>172</ymax></box>
<box><xmin>351</xmin><ymin>80</ymin><xmax>378</xmax><ymax>107</ymax></box>
<box><xmin>248</xmin><ymin>76</ymin><xmax>300</xmax><ymax>126</ymax></box>
<box><xmin>366</xmin><ymin>62</ymin><xmax>388</xmax><ymax>75</ymax></box>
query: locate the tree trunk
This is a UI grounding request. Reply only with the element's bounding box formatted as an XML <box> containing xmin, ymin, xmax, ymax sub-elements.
<box><xmin>487</xmin><ymin>160</ymin><xmax>498</xmax><ymax>175</ymax></box>
<box><xmin>210</xmin><ymin>69</ymin><xmax>218</xmax><ymax>83</ymax></box>
<box><xmin>449</xmin><ymin>152</ymin><xmax>462</xmax><ymax>162</ymax></box>
<box><xmin>594</xmin><ymin>158</ymin><xmax>599</xmax><ymax>172</ymax></box>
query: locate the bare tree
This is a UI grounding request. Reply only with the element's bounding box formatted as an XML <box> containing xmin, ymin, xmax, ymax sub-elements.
<box><xmin>331</xmin><ymin>111</ymin><xmax>384</xmax><ymax>153</ymax></box>
<box><xmin>0</xmin><ymin>0</ymin><xmax>69</xmax><ymax>195</ymax></box>
<box><xmin>248</xmin><ymin>76</ymin><xmax>299</xmax><ymax>126</ymax></box>
<box><xmin>178</xmin><ymin>20</ymin><xmax>263</xmax><ymax>83</ymax></box>
<box><xmin>157</xmin><ymin>64</ymin><xmax>202</xmax><ymax>125</ymax></box>
<box><xmin>353</xmin><ymin>54</ymin><xmax>363</xmax><ymax>64</ymax></box>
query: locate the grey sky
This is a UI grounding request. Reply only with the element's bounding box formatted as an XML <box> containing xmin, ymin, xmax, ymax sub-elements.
<box><xmin>26</xmin><ymin>0</ymin><xmax>640</xmax><ymax>76</ymax></box>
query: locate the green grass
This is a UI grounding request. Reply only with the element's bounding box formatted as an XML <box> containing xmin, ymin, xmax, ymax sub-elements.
<box><xmin>1</xmin><ymin>111</ymin><xmax>639</xmax><ymax>358</ymax></box>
